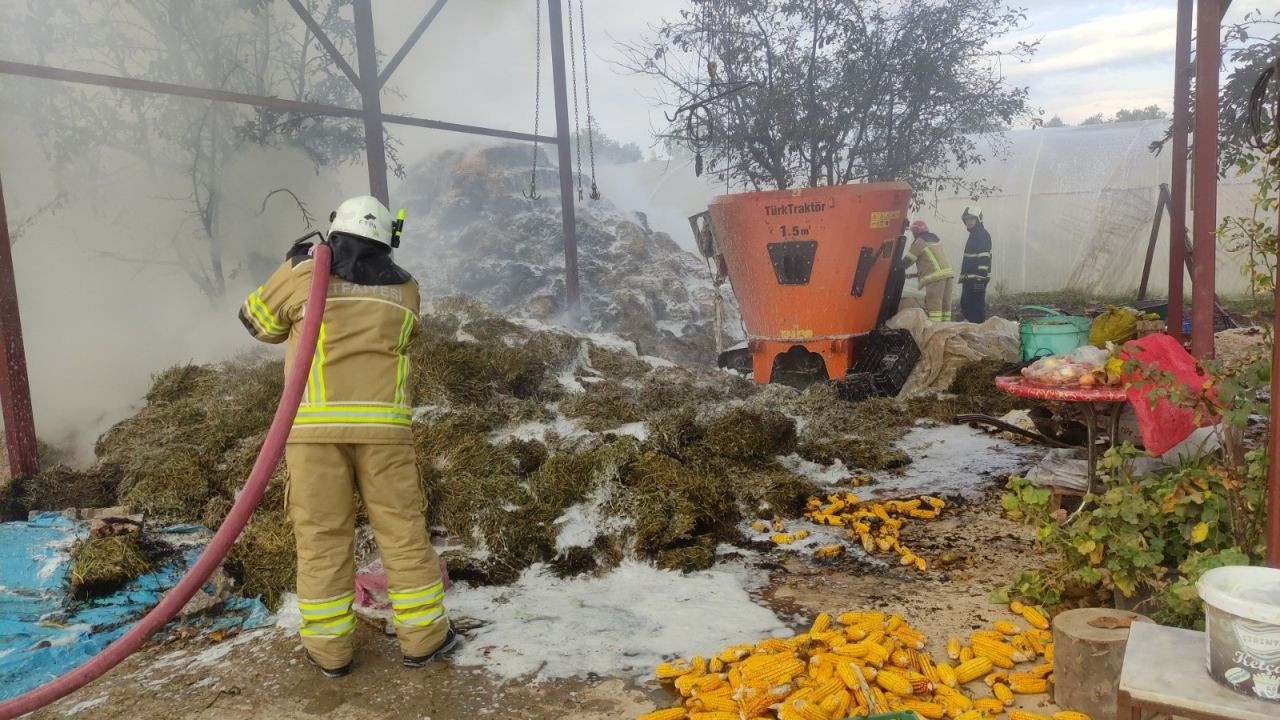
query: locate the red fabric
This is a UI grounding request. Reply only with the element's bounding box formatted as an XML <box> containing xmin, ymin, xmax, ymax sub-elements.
<box><xmin>1120</xmin><ymin>334</ymin><xmax>1216</xmax><ymax>456</ymax></box>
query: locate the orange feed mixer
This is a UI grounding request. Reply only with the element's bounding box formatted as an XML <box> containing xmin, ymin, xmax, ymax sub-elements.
<box><xmin>706</xmin><ymin>182</ymin><xmax>913</xmax><ymax>385</ymax></box>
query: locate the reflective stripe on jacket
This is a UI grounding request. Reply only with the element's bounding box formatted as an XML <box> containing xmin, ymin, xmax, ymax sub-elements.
<box><xmin>239</xmin><ymin>256</ymin><xmax>421</xmax><ymax>444</ymax></box>
<box><xmin>960</xmin><ymin>224</ymin><xmax>992</xmax><ymax>284</ymax></box>
<box><xmin>903</xmin><ymin>232</ymin><xmax>954</xmax><ymax>287</ymax></box>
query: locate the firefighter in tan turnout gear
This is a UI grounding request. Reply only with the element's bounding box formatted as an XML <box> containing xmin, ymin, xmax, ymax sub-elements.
<box><xmin>239</xmin><ymin>195</ymin><xmax>455</xmax><ymax>677</ymax></box>
<box><xmin>899</xmin><ymin>220</ymin><xmax>955</xmax><ymax>322</ymax></box>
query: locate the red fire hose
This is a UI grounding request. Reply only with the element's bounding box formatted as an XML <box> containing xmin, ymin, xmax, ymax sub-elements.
<box><xmin>0</xmin><ymin>244</ymin><xmax>332</xmax><ymax>719</ymax></box>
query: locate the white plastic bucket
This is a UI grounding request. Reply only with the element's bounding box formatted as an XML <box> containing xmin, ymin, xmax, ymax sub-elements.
<box><xmin>1197</xmin><ymin>565</ymin><xmax>1280</xmax><ymax>702</ymax></box>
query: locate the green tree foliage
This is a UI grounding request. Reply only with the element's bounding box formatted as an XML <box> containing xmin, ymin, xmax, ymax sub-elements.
<box><xmin>621</xmin><ymin>0</ymin><xmax>1038</xmax><ymax>193</ymax></box>
<box><xmin>1045</xmin><ymin>115</ymin><xmax>1065</xmax><ymax>128</ymax></box>
<box><xmin>572</xmin><ymin>116</ymin><xmax>644</xmax><ymax>165</ymax></box>
<box><xmin>4</xmin><ymin>0</ymin><xmax>383</xmax><ymax>298</ymax></box>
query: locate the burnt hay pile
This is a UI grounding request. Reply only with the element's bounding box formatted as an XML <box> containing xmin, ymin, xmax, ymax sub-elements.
<box><xmin>5</xmin><ymin>299</ymin><xmax>1015</xmax><ymax>608</ymax></box>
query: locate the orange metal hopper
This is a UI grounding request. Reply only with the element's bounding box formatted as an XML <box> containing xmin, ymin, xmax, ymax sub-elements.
<box><xmin>708</xmin><ymin>182</ymin><xmax>912</xmax><ymax>384</ymax></box>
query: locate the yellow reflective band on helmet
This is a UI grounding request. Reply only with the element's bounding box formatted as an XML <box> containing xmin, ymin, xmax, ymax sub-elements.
<box><xmin>307</xmin><ymin>323</ymin><xmax>327</xmax><ymax>405</ymax></box>
<box><xmin>298</xmin><ymin>593</ymin><xmax>355</xmax><ymax>620</ymax></box>
<box><xmin>299</xmin><ymin>613</ymin><xmax>356</xmax><ymax>638</ymax></box>
<box><xmin>388</xmin><ymin>582</ymin><xmax>444</xmax><ymax>609</ymax></box>
<box><xmin>394</xmin><ymin>606</ymin><xmax>445</xmax><ymax>628</ymax></box>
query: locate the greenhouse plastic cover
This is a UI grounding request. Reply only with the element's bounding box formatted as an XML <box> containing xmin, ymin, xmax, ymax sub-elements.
<box><xmin>629</xmin><ymin>120</ymin><xmax>1257</xmax><ymax>296</ymax></box>
<box><xmin>0</xmin><ymin>513</ymin><xmax>272</xmax><ymax>701</ymax></box>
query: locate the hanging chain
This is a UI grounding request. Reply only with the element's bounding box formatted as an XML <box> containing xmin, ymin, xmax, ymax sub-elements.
<box><xmin>566</xmin><ymin>0</ymin><xmax>584</xmax><ymax>200</ymax></box>
<box><xmin>524</xmin><ymin>0</ymin><xmax>542</xmax><ymax>200</ymax></box>
<box><xmin>578</xmin><ymin>0</ymin><xmax>600</xmax><ymax>199</ymax></box>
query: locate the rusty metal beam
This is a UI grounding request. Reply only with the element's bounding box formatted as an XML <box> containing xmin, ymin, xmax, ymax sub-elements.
<box><xmin>0</xmin><ymin>60</ymin><xmax>554</xmax><ymax>144</ymax></box>
<box><xmin>0</xmin><ymin>172</ymin><xmax>39</xmax><ymax>481</ymax></box>
<box><xmin>1138</xmin><ymin>183</ymin><xmax>1169</xmax><ymax>302</ymax></box>
<box><xmin>379</xmin><ymin>0</ymin><xmax>450</xmax><ymax>88</ymax></box>
<box><xmin>284</xmin><ymin>0</ymin><xmax>360</xmax><ymax>88</ymax></box>
<box><xmin>1190</xmin><ymin>0</ymin><xmax>1220</xmax><ymax>358</ymax></box>
<box><xmin>547</xmin><ymin>0</ymin><xmax>580</xmax><ymax>313</ymax></box>
<box><xmin>1169</xmin><ymin>0</ymin><xmax>1193</xmax><ymax>342</ymax></box>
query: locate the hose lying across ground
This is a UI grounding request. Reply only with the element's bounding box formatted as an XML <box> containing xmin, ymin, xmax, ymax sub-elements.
<box><xmin>0</xmin><ymin>244</ymin><xmax>332</xmax><ymax>720</ymax></box>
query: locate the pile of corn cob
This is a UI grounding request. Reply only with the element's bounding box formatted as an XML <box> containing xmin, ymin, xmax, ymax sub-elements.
<box><xmin>639</xmin><ymin>604</ymin><xmax>1088</xmax><ymax>720</ymax></box>
<box><xmin>803</xmin><ymin>493</ymin><xmax>946</xmax><ymax>570</ymax></box>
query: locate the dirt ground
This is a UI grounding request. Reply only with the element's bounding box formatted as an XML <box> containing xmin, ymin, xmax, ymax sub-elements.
<box><xmin>30</xmin><ymin>479</ymin><xmax>1058</xmax><ymax>720</ymax></box>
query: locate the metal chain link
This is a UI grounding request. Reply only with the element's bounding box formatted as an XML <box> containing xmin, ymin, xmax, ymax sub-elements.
<box><xmin>578</xmin><ymin>0</ymin><xmax>600</xmax><ymax>199</ymax></box>
<box><xmin>567</xmin><ymin>0</ymin><xmax>584</xmax><ymax>200</ymax></box>
<box><xmin>525</xmin><ymin>0</ymin><xmax>542</xmax><ymax>200</ymax></box>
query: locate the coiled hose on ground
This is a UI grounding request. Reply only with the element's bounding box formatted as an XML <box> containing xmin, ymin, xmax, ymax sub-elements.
<box><xmin>0</xmin><ymin>243</ymin><xmax>332</xmax><ymax>719</ymax></box>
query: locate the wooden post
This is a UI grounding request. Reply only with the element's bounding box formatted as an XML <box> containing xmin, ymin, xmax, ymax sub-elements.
<box><xmin>0</xmin><ymin>172</ymin><xmax>39</xmax><ymax>480</ymax></box>
<box><xmin>1137</xmin><ymin>184</ymin><xmax>1169</xmax><ymax>302</ymax></box>
<box><xmin>1191</xmin><ymin>0</ymin><xmax>1220</xmax><ymax>358</ymax></box>
<box><xmin>1169</xmin><ymin>0</ymin><xmax>1192</xmax><ymax>342</ymax></box>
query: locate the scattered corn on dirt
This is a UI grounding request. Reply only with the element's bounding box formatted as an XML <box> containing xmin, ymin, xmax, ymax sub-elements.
<box><xmin>640</xmin><ymin>606</ymin><xmax>1083</xmax><ymax>720</ymax></box>
<box><xmin>802</xmin><ymin>493</ymin><xmax>946</xmax><ymax>570</ymax></box>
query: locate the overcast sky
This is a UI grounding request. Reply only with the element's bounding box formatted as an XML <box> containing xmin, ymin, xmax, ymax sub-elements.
<box><xmin>574</xmin><ymin>0</ymin><xmax>1280</xmax><ymax>149</ymax></box>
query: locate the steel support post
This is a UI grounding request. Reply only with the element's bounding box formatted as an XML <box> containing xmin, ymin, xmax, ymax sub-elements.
<box><xmin>353</xmin><ymin>0</ymin><xmax>390</xmax><ymax>207</ymax></box>
<box><xmin>0</xmin><ymin>172</ymin><xmax>38</xmax><ymax>480</ymax></box>
<box><xmin>1191</xmin><ymin>0</ymin><xmax>1220</xmax><ymax>359</ymax></box>
<box><xmin>546</xmin><ymin>0</ymin><xmax>581</xmax><ymax>314</ymax></box>
<box><xmin>1169</xmin><ymin>0</ymin><xmax>1193</xmax><ymax>342</ymax></box>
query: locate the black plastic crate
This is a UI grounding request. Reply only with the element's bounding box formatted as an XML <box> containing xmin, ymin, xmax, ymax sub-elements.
<box><xmin>841</xmin><ymin>328</ymin><xmax>920</xmax><ymax>400</ymax></box>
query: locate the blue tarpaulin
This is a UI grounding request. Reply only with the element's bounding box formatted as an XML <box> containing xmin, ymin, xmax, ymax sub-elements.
<box><xmin>0</xmin><ymin>513</ymin><xmax>273</xmax><ymax>701</ymax></box>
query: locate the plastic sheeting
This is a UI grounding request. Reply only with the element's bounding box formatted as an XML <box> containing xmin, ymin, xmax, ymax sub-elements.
<box><xmin>886</xmin><ymin>308</ymin><xmax>1021</xmax><ymax>395</ymax></box>
<box><xmin>634</xmin><ymin>121</ymin><xmax>1258</xmax><ymax>296</ymax></box>
<box><xmin>0</xmin><ymin>514</ymin><xmax>273</xmax><ymax>701</ymax></box>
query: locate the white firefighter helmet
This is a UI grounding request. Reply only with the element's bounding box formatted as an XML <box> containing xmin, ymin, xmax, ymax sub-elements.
<box><xmin>961</xmin><ymin>205</ymin><xmax>983</xmax><ymax>222</ymax></box>
<box><xmin>329</xmin><ymin>195</ymin><xmax>394</xmax><ymax>246</ymax></box>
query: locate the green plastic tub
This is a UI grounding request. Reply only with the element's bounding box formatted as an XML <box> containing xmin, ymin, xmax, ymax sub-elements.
<box><xmin>1019</xmin><ymin>305</ymin><xmax>1091</xmax><ymax>361</ymax></box>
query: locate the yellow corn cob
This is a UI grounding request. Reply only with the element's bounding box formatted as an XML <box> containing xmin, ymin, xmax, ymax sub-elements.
<box><xmin>893</xmin><ymin>626</ymin><xmax>927</xmax><ymax>650</ymax></box>
<box><xmin>791</xmin><ymin>699</ymin><xmax>829</xmax><ymax>720</ymax></box>
<box><xmin>871</xmin><ymin>687</ymin><xmax>889</xmax><ymax>711</ymax></box>
<box><xmin>689</xmin><ymin>713</ymin><xmax>738</xmax><ymax>720</ymax></box>
<box><xmin>971</xmin><ymin>637</ymin><xmax>1021</xmax><ymax>669</ymax></box>
<box><xmin>1010</xmin><ymin>635</ymin><xmax>1034</xmax><ymax>656</ymax></box>
<box><xmin>727</xmin><ymin>667</ymin><xmax>742</xmax><ymax>689</ymax></box>
<box><xmin>923</xmin><ymin>495</ymin><xmax>946</xmax><ymax>509</ymax></box>
<box><xmin>1020</xmin><ymin>606</ymin><xmax>1050</xmax><ymax>630</ymax></box>
<box><xmin>1008</xmin><ymin>712</ymin><xmax>1051</xmax><ymax>720</ymax></box>
<box><xmin>793</xmin><ymin>530</ymin><xmax>810</xmax><ymax>540</ymax></box>
<box><xmin>810</xmin><ymin>612</ymin><xmax>832</xmax><ymax>635</ymax></box>
<box><xmin>656</xmin><ymin>660</ymin><xmax>693</xmax><ymax>679</ymax></box>
<box><xmin>638</xmin><ymin>709</ymin><xmax>687</xmax><ymax>720</ymax></box>
<box><xmin>835</xmin><ymin>661</ymin><xmax>862</xmax><ymax>691</ymax></box>
<box><xmin>954</xmin><ymin>712</ymin><xmax>985</xmax><ymax>720</ymax></box>
<box><xmin>858</xmin><ymin>533</ymin><xmax>877</xmax><ymax>553</ymax></box>
<box><xmin>1009</xmin><ymin>600</ymin><xmax>1025</xmax><ymax>614</ymax></box>
<box><xmin>691</xmin><ymin>657</ymin><xmax>707</xmax><ymax>675</ymax></box>
<box><xmin>1044</xmin><ymin>643</ymin><xmax>1054</xmax><ymax>662</ymax></box>
<box><xmin>890</xmin><ymin>649</ymin><xmax>912</xmax><ymax>668</ymax></box>
<box><xmin>993</xmin><ymin>620</ymin><xmax>1019</xmax><ymax>636</ymax></box>
<box><xmin>959</xmin><ymin>646</ymin><xmax>975</xmax><ymax>663</ymax></box>
<box><xmin>1021</xmin><ymin>630</ymin><xmax>1044</xmax><ymax>657</ymax></box>
<box><xmin>973</xmin><ymin>697</ymin><xmax>1006</xmax><ymax>714</ymax></box>
<box><xmin>741</xmin><ymin>653</ymin><xmax>804</xmax><ymax>686</ymax></box>
<box><xmin>719</xmin><ymin>645</ymin><xmax>752</xmax><ymax>663</ymax></box>
<box><xmin>750</xmin><ymin>520</ymin><xmax>767</xmax><ymax>533</ymax></box>
<box><xmin>1051</xmin><ymin>712</ymin><xmax>1090</xmax><ymax>720</ymax></box>
<box><xmin>933</xmin><ymin>685</ymin><xmax>973</xmax><ymax>715</ymax></box>
<box><xmin>637</xmin><ymin>707</ymin><xmax>686</xmax><ymax>717</ymax></box>
<box><xmin>905</xmin><ymin>671</ymin><xmax>934</xmax><ymax>694</ymax></box>
<box><xmin>886</xmin><ymin>614</ymin><xmax>905</xmax><ymax>632</ymax></box>
<box><xmin>693</xmin><ymin>674</ymin><xmax>726</xmax><ymax>693</ymax></box>
<box><xmin>1010</xmin><ymin>678</ymin><xmax>1048</xmax><ymax>694</ymax></box>
<box><xmin>772</xmin><ymin>533</ymin><xmax>796</xmax><ymax>545</ymax></box>
<box><xmin>935</xmin><ymin>661</ymin><xmax>958</xmax><ymax>688</ymax></box>
<box><xmin>992</xmin><ymin>683</ymin><xmax>1014</xmax><ymax>706</ymax></box>
<box><xmin>862</xmin><ymin>641</ymin><xmax>891</xmax><ymax>667</ymax></box>
<box><xmin>984</xmin><ymin>671</ymin><xmax>1009</xmax><ymax>687</ymax></box>
<box><xmin>815</xmin><ymin>544</ymin><xmax>845</xmax><ymax>559</ymax></box>
<box><xmin>708</xmin><ymin>657</ymin><xmax>725</xmax><ymax>674</ymax></box>
<box><xmin>811</xmin><ymin>677</ymin><xmax>844</xmax><ymax>705</ymax></box>
<box><xmin>915</xmin><ymin>652</ymin><xmax>940</xmax><ymax>686</ymax></box>
<box><xmin>784</xmin><ymin>686</ymin><xmax>814</xmax><ymax>705</ymax></box>
<box><xmin>875</xmin><ymin>669</ymin><xmax>913</xmax><ymax>696</ymax></box>
<box><xmin>756</xmin><ymin>638</ymin><xmax>791</xmax><ymax>654</ymax></box>
<box><xmin>737</xmin><ymin>687</ymin><xmax>773</xmax><ymax>718</ymax></box>
<box><xmin>946</xmin><ymin>637</ymin><xmax>963</xmax><ymax>660</ymax></box>
<box><xmin>1008</xmin><ymin>672</ymin><xmax>1040</xmax><ymax>685</ymax></box>
<box><xmin>971</xmin><ymin>630</ymin><xmax>1005</xmax><ymax>643</ymax></box>
<box><xmin>902</xmin><ymin>700</ymin><xmax>947</xmax><ymax>719</ymax></box>
<box><xmin>908</xmin><ymin>508</ymin><xmax>938</xmax><ymax>519</ymax></box>
<box><xmin>834</xmin><ymin>643</ymin><xmax>870</xmax><ymax>659</ymax></box>
<box><xmin>690</xmin><ymin>693</ymin><xmax>735</xmax><ymax>714</ymax></box>
<box><xmin>823</xmin><ymin>689</ymin><xmax>851</xmax><ymax>718</ymax></box>
<box><xmin>954</xmin><ymin>656</ymin><xmax>994</xmax><ymax>684</ymax></box>
<box><xmin>913</xmin><ymin>556</ymin><xmax>928</xmax><ymax>571</ymax></box>
<box><xmin>675</xmin><ymin>672</ymin><xmax>702</xmax><ymax>697</ymax></box>
<box><xmin>878</xmin><ymin>537</ymin><xmax>898</xmax><ymax>553</ymax></box>
<box><xmin>814</xmin><ymin>662</ymin><xmax>835</xmax><ymax>684</ymax></box>
<box><xmin>837</xmin><ymin>611</ymin><xmax>883</xmax><ymax>627</ymax></box>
